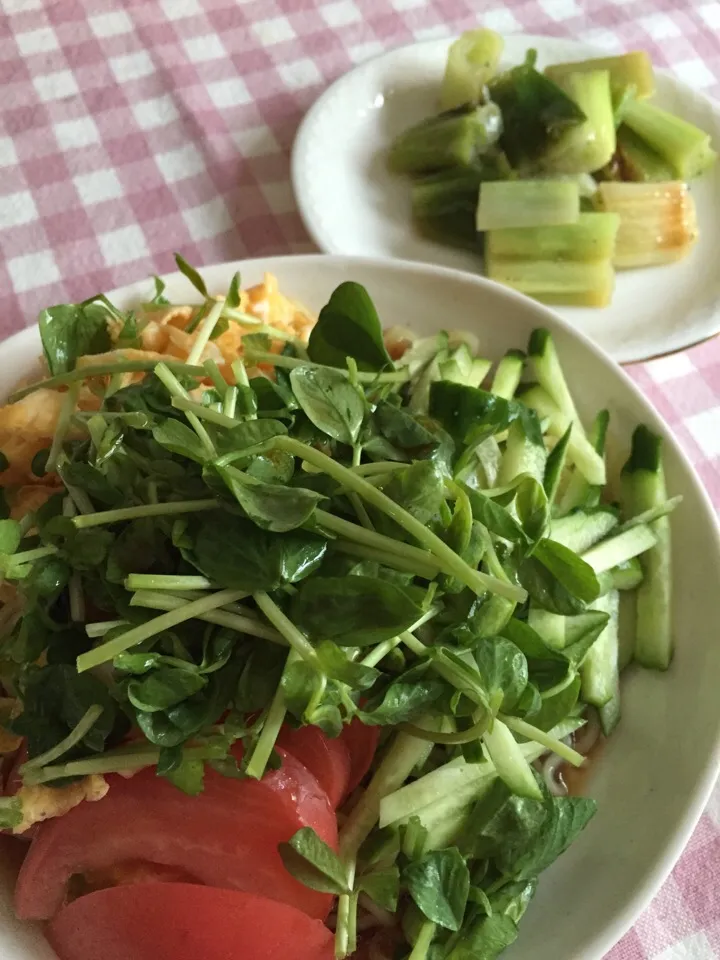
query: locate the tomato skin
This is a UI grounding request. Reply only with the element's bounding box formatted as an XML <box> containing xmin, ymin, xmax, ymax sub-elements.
<box><xmin>48</xmin><ymin>883</ymin><xmax>334</xmax><ymax>960</ymax></box>
<box><xmin>340</xmin><ymin>719</ymin><xmax>380</xmax><ymax>796</ymax></box>
<box><xmin>16</xmin><ymin>748</ymin><xmax>335</xmax><ymax>922</ymax></box>
<box><xmin>277</xmin><ymin>725</ymin><xmax>351</xmax><ymax>808</ymax></box>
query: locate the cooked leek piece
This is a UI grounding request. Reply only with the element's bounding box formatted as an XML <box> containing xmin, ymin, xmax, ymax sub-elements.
<box><xmin>486</xmin><ymin>212</ymin><xmax>620</xmax><ymax>262</ymax></box>
<box><xmin>622</xmin><ymin>99</ymin><xmax>718</xmax><ymax>180</ymax></box>
<box><xmin>612</xmin><ymin>84</ymin><xmax>636</xmax><ymax>127</ymax></box>
<box><xmin>489</xmin><ymin>53</ymin><xmax>586</xmax><ymax>168</ymax></box>
<box><xmin>440</xmin><ymin>29</ymin><xmax>505</xmax><ymax>109</ymax></box>
<box><xmin>412</xmin><ymin>168</ymin><xmax>486</xmax><ymax>248</ymax></box>
<box><xmin>542</xmin><ymin>70</ymin><xmax>616</xmax><ymax>174</ymax></box>
<box><xmin>387</xmin><ymin>104</ymin><xmax>502</xmax><ymax>175</ymax></box>
<box><xmin>597</xmin><ymin>181</ymin><xmax>698</xmax><ymax>268</ymax></box>
<box><xmin>616</xmin><ymin>125</ymin><xmax>675</xmax><ymax>182</ymax></box>
<box><xmin>485</xmin><ymin>257</ymin><xmax>615</xmax><ymax>307</ymax></box>
<box><xmin>545</xmin><ymin>52</ymin><xmax>655</xmax><ymax>100</ymax></box>
<box><xmin>476</xmin><ymin>180</ymin><xmax>580</xmax><ymax>231</ymax></box>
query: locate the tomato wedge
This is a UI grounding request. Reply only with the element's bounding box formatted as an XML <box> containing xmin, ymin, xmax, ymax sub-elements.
<box><xmin>48</xmin><ymin>883</ymin><xmax>334</xmax><ymax>960</ymax></box>
<box><xmin>277</xmin><ymin>725</ymin><xmax>351</xmax><ymax>808</ymax></box>
<box><xmin>15</xmin><ymin>748</ymin><xmax>335</xmax><ymax>921</ymax></box>
<box><xmin>340</xmin><ymin>719</ymin><xmax>380</xmax><ymax>795</ymax></box>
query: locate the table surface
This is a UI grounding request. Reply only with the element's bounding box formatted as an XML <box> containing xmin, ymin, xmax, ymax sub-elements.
<box><xmin>1</xmin><ymin>0</ymin><xmax>720</xmax><ymax>957</ymax></box>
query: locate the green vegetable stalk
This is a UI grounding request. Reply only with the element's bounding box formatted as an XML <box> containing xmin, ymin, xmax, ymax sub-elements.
<box><xmin>388</xmin><ymin>104</ymin><xmax>503</xmax><ymax>175</ymax></box>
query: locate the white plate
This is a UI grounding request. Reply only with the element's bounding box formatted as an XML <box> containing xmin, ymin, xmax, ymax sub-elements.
<box><xmin>1</xmin><ymin>255</ymin><xmax>720</xmax><ymax>960</ymax></box>
<box><xmin>292</xmin><ymin>35</ymin><xmax>720</xmax><ymax>364</ymax></box>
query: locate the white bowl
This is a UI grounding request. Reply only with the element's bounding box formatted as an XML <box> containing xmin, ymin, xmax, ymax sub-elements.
<box><xmin>1</xmin><ymin>255</ymin><xmax>719</xmax><ymax>960</ymax></box>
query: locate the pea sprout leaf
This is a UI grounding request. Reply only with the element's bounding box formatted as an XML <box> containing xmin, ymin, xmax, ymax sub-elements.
<box><xmin>175</xmin><ymin>254</ymin><xmax>209</xmax><ymax>299</ymax></box>
<box><xmin>307</xmin><ymin>281</ymin><xmax>393</xmax><ymax>372</ymax></box>
<box><xmin>403</xmin><ymin>848</ymin><xmax>470</xmax><ymax>931</ymax></box>
<box><xmin>279</xmin><ymin>827</ymin><xmax>352</xmax><ymax>896</ymax></box>
<box><xmin>291</xmin><ymin>576</ymin><xmax>424</xmax><ymax>647</ymax></box>
<box><xmin>290</xmin><ymin>366</ymin><xmax>365</xmax><ymax>445</ymax></box>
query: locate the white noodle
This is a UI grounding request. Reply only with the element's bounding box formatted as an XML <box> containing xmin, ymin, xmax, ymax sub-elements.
<box><xmin>573</xmin><ymin>710</ymin><xmax>601</xmax><ymax>756</ymax></box>
<box><xmin>542</xmin><ymin>752</ymin><xmax>568</xmax><ymax>796</ymax></box>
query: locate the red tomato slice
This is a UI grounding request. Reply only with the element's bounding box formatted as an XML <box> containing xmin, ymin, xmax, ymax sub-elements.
<box><xmin>49</xmin><ymin>883</ymin><xmax>334</xmax><ymax>960</ymax></box>
<box><xmin>277</xmin><ymin>725</ymin><xmax>351</xmax><ymax>808</ymax></box>
<box><xmin>15</xmin><ymin>748</ymin><xmax>335</xmax><ymax>922</ymax></box>
<box><xmin>340</xmin><ymin>719</ymin><xmax>380</xmax><ymax>796</ymax></box>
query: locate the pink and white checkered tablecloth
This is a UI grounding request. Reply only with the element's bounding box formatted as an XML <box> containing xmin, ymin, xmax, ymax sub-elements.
<box><xmin>1</xmin><ymin>0</ymin><xmax>719</xmax><ymax>956</ymax></box>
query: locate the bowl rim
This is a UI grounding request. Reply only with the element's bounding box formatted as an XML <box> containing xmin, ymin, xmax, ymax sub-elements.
<box><xmin>2</xmin><ymin>251</ymin><xmax>720</xmax><ymax>960</ymax></box>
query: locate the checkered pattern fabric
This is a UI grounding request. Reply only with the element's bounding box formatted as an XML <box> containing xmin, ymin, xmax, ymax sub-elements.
<box><xmin>0</xmin><ymin>1</ymin><xmax>719</xmax><ymax>956</ymax></box>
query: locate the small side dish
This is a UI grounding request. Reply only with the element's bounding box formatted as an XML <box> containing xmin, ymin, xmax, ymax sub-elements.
<box><xmin>387</xmin><ymin>30</ymin><xmax>717</xmax><ymax>307</ymax></box>
<box><xmin>0</xmin><ymin>259</ymin><xmax>678</xmax><ymax>959</ymax></box>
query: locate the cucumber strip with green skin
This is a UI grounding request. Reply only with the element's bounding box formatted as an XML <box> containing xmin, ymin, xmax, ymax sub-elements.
<box><xmin>550</xmin><ymin>506</ymin><xmax>618</xmax><ymax>554</ymax></box>
<box><xmin>497</xmin><ymin>416</ymin><xmax>547</xmax><ymax>486</ymax></box>
<box><xmin>544</xmin><ymin>424</ymin><xmax>572</xmax><ymax>505</ymax></box>
<box><xmin>490</xmin><ymin>349</ymin><xmax>525</xmax><ymax>400</ymax></box>
<box><xmin>581</xmin><ymin>523</ymin><xmax>656</xmax><ymax>574</ymax></box>
<box><xmin>597</xmin><ymin>556</ymin><xmax>644</xmax><ymax>594</ymax></box>
<box><xmin>617</xmin><ymin>589</ymin><xmax>637</xmax><ymax>672</ymax></box>
<box><xmin>420</xmin><ymin>799</ymin><xmax>482</xmax><ymax>853</ymax></box>
<box><xmin>621</xmin><ymin>426</ymin><xmax>673</xmax><ymax>670</ymax></box>
<box><xmin>469</xmin><ymin>357</ymin><xmax>493</xmax><ymax>388</ymax></box>
<box><xmin>462</xmin><ymin>435</ymin><xmax>503</xmax><ymax>489</ymax></box>
<box><xmin>482</xmin><ymin>718</ymin><xmax>543</xmax><ymax>800</ymax></box>
<box><xmin>339</xmin><ymin>731</ymin><xmax>435</xmax><ymax>861</ymax></box>
<box><xmin>528</xmin><ymin>606</ymin><xmax>566</xmax><ymax>649</ymax></box>
<box><xmin>634</xmin><ymin>507</ymin><xmax>671</xmax><ymax>669</ymax></box>
<box><xmin>615</xmin><ymin>495</ymin><xmax>682</xmax><ymax>535</ymax></box>
<box><xmin>528</xmin><ymin>329</ymin><xmax>584</xmax><ymax>430</ymax></box>
<box><xmin>528</xmin><ymin>607</ymin><xmax>610</xmax><ymax>654</ymax></box>
<box><xmin>581</xmin><ymin>589</ymin><xmax>620</xmax><ymax>708</ymax></box>
<box><xmin>557</xmin><ymin>410</ymin><xmax>609</xmax><ymax>516</ymax></box>
<box><xmin>440</xmin><ymin>347</ymin><xmax>492</xmax><ymax>388</ymax></box>
<box><xmin>378</xmin><ymin>718</ymin><xmax>583</xmax><ymax>829</ymax></box>
<box><xmin>598</xmin><ymin>690</ymin><xmax>621</xmax><ymax>737</ymax></box>
<box><xmin>518</xmin><ymin>384</ymin><xmax>606</xmax><ymax>485</ymax></box>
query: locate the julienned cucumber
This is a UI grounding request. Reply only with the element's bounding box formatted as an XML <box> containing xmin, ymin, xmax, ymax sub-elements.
<box><xmin>481</xmin><ymin>717</ymin><xmax>543</xmax><ymax>800</ymax></box>
<box><xmin>497</xmin><ymin>416</ymin><xmax>547</xmax><ymax>485</ymax></box>
<box><xmin>550</xmin><ymin>506</ymin><xmax>618</xmax><ymax>554</ymax></box>
<box><xmin>490</xmin><ymin>349</ymin><xmax>525</xmax><ymax>400</ymax></box>
<box><xmin>439</xmin><ymin>343</ymin><xmax>492</xmax><ymax>388</ymax></box>
<box><xmin>528</xmin><ymin>328</ymin><xmax>585</xmax><ymax>435</ymax></box>
<box><xmin>621</xmin><ymin>426</ymin><xmax>673</xmax><ymax>669</ymax></box>
<box><xmin>581</xmin><ymin>589</ymin><xmax>620</xmax><ymax>711</ymax></box>
<box><xmin>519</xmin><ymin>383</ymin><xmax>606</xmax><ymax>486</ymax></box>
<box><xmin>617</xmin><ymin>589</ymin><xmax>637</xmax><ymax>673</ymax></box>
<box><xmin>597</xmin><ymin>557</ymin><xmax>644</xmax><ymax>594</ymax></box>
<box><xmin>527</xmin><ymin>607</ymin><xmax>566</xmax><ymax>650</ymax></box>
<box><xmin>378</xmin><ymin>719</ymin><xmax>584</xmax><ymax>831</ymax></box>
<box><xmin>557</xmin><ymin>409</ymin><xmax>609</xmax><ymax>515</ymax></box>
<box><xmin>581</xmin><ymin>523</ymin><xmax>656</xmax><ymax>574</ymax></box>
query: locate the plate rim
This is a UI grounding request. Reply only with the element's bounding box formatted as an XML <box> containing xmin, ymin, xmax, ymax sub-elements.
<box><xmin>4</xmin><ymin>251</ymin><xmax>720</xmax><ymax>960</ymax></box>
<box><xmin>291</xmin><ymin>33</ymin><xmax>720</xmax><ymax>365</ymax></box>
